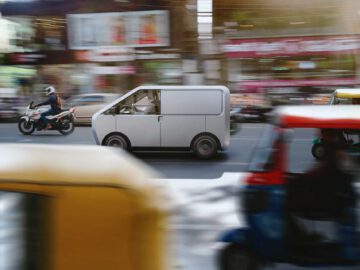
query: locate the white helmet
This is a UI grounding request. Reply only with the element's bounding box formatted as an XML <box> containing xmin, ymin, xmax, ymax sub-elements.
<box><xmin>45</xmin><ymin>86</ymin><xmax>56</xmax><ymax>96</ymax></box>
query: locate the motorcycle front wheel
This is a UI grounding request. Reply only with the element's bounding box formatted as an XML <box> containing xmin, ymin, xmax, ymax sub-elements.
<box><xmin>18</xmin><ymin>119</ymin><xmax>35</xmax><ymax>135</ymax></box>
<box><xmin>58</xmin><ymin>117</ymin><xmax>75</xmax><ymax>135</ymax></box>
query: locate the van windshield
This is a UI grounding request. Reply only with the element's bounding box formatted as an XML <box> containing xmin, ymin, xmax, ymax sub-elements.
<box><xmin>248</xmin><ymin>125</ymin><xmax>281</xmax><ymax>172</ymax></box>
<box><xmin>108</xmin><ymin>90</ymin><xmax>160</xmax><ymax>115</ymax></box>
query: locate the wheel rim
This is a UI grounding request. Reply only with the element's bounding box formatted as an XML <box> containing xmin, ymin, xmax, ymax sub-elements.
<box><xmin>108</xmin><ymin>136</ymin><xmax>126</xmax><ymax>148</ymax></box>
<box><xmin>20</xmin><ymin>120</ymin><xmax>33</xmax><ymax>132</ymax></box>
<box><xmin>61</xmin><ymin>119</ymin><xmax>73</xmax><ymax>132</ymax></box>
<box><xmin>197</xmin><ymin>138</ymin><xmax>215</xmax><ymax>156</ymax></box>
<box><xmin>314</xmin><ymin>145</ymin><xmax>326</xmax><ymax>158</ymax></box>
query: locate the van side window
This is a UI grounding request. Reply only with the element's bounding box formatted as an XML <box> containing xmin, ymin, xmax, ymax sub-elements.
<box><xmin>109</xmin><ymin>90</ymin><xmax>160</xmax><ymax>115</ymax></box>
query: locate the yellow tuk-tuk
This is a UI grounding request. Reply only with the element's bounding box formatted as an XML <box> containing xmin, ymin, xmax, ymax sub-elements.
<box><xmin>0</xmin><ymin>144</ymin><xmax>169</xmax><ymax>270</ymax></box>
<box><xmin>329</xmin><ymin>88</ymin><xmax>360</xmax><ymax>105</ymax></box>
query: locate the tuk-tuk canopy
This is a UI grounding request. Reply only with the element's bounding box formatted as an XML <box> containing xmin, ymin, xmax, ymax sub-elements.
<box><xmin>0</xmin><ymin>144</ymin><xmax>169</xmax><ymax>270</ymax></box>
<box><xmin>0</xmin><ymin>144</ymin><xmax>161</xmax><ymax>191</ymax></box>
<box><xmin>276</xmin><ymin>105</ymin><xmax>360</xmax><ymax>129</ymax></box>
<box><xmin>334</xmin><ymin>89</ymin><xmax>360</xmax><ymax>99</ymax></box>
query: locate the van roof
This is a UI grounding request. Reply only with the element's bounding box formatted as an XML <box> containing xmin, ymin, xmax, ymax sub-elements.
<box><xmin>134</xmin><ymin>85</ymin><xmax>230</xmax><ymax>92</ymax></box>
<box><xmin>334</xmin><ymin>89</ymin><xmax>360</xmax><ymax>98</ymax></box>
<box><xmin>275</xmin><ymin>105</ymin><xmax>360</xmax><ymax>129</ymax></box>
<box><xmin>71</xmin><ymin>93</ymin><xmax>120</xmax><ymax>98</ymax></box>
<box><xmin>0</xmin><ymin>144</ymin><xmax>160</xmax><ymax>189</ymax></box>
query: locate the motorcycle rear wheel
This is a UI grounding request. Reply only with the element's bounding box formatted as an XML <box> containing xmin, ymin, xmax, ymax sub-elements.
<box><xmin>58</xmin><ymin>118</ymin><xmax>75</xmax><ymax>135</ymax></box>
<box><xmin>18</xmin><ymin>119</ymin><xmax>35</xmax><ymax>135</ymax></box>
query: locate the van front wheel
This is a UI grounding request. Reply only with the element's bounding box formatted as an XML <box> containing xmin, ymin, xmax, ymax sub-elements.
<box><xmin>104</xmin><ymin>134</ymin><xmax>129</xmax><ymax>150</ymax></box>
<box><xmin>193</xmin><ymin>135</ymin><xmax>218</xmax><ymax>159</ymax></box>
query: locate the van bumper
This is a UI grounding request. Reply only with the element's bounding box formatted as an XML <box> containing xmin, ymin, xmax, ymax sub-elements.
<box><xmin>91</xmin><ymin>115</ymin><xmax>101</xmax><ymax>145</ymax></box>
<box><xmin>222</xmin><ymin>133</ymin><xmax>230</xmax><ymax>150</ymax></box>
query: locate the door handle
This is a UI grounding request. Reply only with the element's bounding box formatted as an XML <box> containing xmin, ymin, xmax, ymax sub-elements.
<box><xmin>158</xmin><ymin>115</ymin><xmax>163</xmax><ymax>122</ymax></box>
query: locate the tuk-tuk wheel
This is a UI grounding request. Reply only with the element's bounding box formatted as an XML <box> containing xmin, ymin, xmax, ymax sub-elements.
<box><xmin>311</xmin><ymin>143</ymin><xmax>327</xmax><ymax>161</ymax></box>
<box><xmin>218</xmin><ymin>244</ymin><xmax>259</xmax><ymax>270</ymax></box>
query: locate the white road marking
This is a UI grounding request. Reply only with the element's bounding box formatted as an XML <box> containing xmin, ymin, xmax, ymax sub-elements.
<box><xmin>232</xmin><ymin>137</ymin><xmax>313</xmax><ymax>142</ymax></box>
<box><xmin>231</xmin><ymin>137</ymin><xmax>261</xmax><ymax>141</ymax></box>
<box><xmin>19</xmin><ymin>139</ymin><xmax>32</xmax><ymax>142</ymax></box>
<box><xmin>170</xmin><ymin>224</ymin><xmax>236</xmax><ymax>230</ymax></box>
<box><xmin>240</xmin><ymin>124</ymin><xmax>266</xmax><ymax>129</ymax></box>
<box><xmin>148</xmin><ymin>161</ymin><xmax>250</xmax><ymax>166</ymax></box>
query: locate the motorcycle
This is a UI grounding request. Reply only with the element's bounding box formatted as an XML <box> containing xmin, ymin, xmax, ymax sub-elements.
<box><xmin>18</xmin><ymin>101</ymin><xmax>76</xmax><ymax>135</ymax></box>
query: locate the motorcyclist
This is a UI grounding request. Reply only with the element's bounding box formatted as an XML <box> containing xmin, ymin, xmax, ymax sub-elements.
<box><xmin>35</xmin><ymin>86</ymin><xmax>62</xmax><ymax>130</ymax></box>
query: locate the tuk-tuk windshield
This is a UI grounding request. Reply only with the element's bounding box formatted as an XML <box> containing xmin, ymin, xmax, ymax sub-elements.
<box><xmin>0</xmin><ymin>191</ymin><xmax>47</xmax><ymax>270</ymax></box>
<box><xmin>248</xmin><ymin>125</ymin><xmax>281</xmax><ymax>172</ymax></box>
<box><xmin>332</xmin><ymin>97</ymin><xmax>360</xmax><ymax>105</ymax></box>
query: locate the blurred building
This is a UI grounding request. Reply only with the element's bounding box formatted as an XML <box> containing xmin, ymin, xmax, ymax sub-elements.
<box><xmin>2</xmin><ymin>0</ymin><xmax>360</xmax><ymax>106</ymax></box>
<box><xmin>214</xmin><ymin>0</ymin><xmax>360</xmax><ymax>105</ymax></box>
<box><xmin>0</xmin><ymin>0</ymin><xmax>198</xmax><ymax>97</ymax></box>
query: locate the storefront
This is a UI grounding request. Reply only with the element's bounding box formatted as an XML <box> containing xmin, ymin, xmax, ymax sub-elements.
<box><xmin>223</xmin><ymin>35</ymin><xmax>360</xmax><ymax>104</ymax></box>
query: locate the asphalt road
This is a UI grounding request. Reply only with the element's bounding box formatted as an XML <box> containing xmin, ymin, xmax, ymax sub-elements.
<box><xmin>0</xmin><ymin>122</ymin><xmax>316</xmax><ymax>178</ymax></box>
<box><xmin>1</xmin><ymin>122</ymin><xmax>355</xmax><ymax>270</ymax></box>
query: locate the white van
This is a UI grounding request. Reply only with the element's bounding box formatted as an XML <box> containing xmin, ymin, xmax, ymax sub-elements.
<box><xmin>92</xmin><ymin>85</ymin><xmax>230</xmax><ymax>158</ymax></box>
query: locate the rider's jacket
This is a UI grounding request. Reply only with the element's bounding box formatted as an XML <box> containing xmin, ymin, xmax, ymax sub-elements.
<box><xmin>37</xmin><ymin>94</ymin><xmax>61</xmax><ymax>112</ymax></box>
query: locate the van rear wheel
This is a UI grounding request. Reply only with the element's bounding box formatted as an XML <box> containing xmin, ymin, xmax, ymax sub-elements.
<box><xmin>193</xmin><ymin>135</ymin><xmax>218</xmax><ymax>159</ymax></box>
<box><xmin>105</xmin><ymin>134</ymin><xmax>129</xmax><ymax>150</ymax></box>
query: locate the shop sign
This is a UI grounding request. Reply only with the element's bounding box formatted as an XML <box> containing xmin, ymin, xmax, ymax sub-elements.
<box><xmin>67</xmin><ymin>10</ymin><xmax>170</xmax><ymax>49</ymax></box>
<box><xmin>224</xmin><ymin>35</ymin><xmax>360</xmax><ymax>58</ymax></box>
<box><xmin>91</xmin><ymin>66</ymin><xmax>135</xmax><ymax>75</ymax></box>
<box><xmin>237</xmin><ymin>78</ymin><xmax>360</xmax><ymax>91</ymax></box>
<box><xmin>136</xmin><ymin>53</ymin><xmax>180</xmax><ymax>60</ymax></box>
<box><xmin>76</xmin><ymin>48</ymin><xmax>135</xmax><ymax>62</ymax></box>
<box><xmin>9</xmin><ymin>53</ymin><xmax>45</xmax><ymax>64</ymax></box>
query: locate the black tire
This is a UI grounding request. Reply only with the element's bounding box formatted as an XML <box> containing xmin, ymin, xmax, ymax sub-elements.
<box><xmin>58</xmin><ymin>118</ymin><xmax>75</xmax><ymax>135</ymax></box>
<box><xmin>104</xmin><ymin>134</ymin><xmax>129</xmax><ymax>150</ymax></box>
<box><xmin>311</xmin><ymin>143</ymin><xmax>327</xmax><ymax>160</ymax></box>
<box><xmin>218</xmin><ymin>244</ymin><xmax>258</xmax><ymax>270</ymax></box>
<box><xmin>18</xmin><ymin>119</ymin><xmax>35</xmax><ymax>135</ymax></box>
<box><xmin>193</xmin><ymin>135</ymin><xmax>218</xmax><ymax>159</ymax></box>
<box><xmin>230</xmin><ymin>120</ymin><xmax>240</xmax><ymax>135</ymax></box>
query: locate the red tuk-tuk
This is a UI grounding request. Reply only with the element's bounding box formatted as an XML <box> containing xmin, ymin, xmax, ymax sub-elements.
<box><xmin>218</xmin><ymin>105</ymin><xmax>360</xmax><ymax>270</ymax></box>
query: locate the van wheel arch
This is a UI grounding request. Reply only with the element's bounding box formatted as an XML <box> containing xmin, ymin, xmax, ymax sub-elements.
<box><xmin>102</xmin><ymin>132</ymin><xmax>132</xmax><ymax>150</ymax></box>
<box><xmin>191</xmin><ymin>133</ymin><xmax>221</xmax><ymax>159</ymax></box>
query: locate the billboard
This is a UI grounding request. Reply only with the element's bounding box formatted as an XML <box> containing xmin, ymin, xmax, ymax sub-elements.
<box><xmin>67</xmin><ymin>10</ymin><xmax>170</xmax><ymax>49</ymax></box>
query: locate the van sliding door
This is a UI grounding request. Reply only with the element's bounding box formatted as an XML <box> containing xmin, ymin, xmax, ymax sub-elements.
<box><xmin>160</xmin><ymin>90</ymin><xmax>222</xmax><ymax>147</ymax></box>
